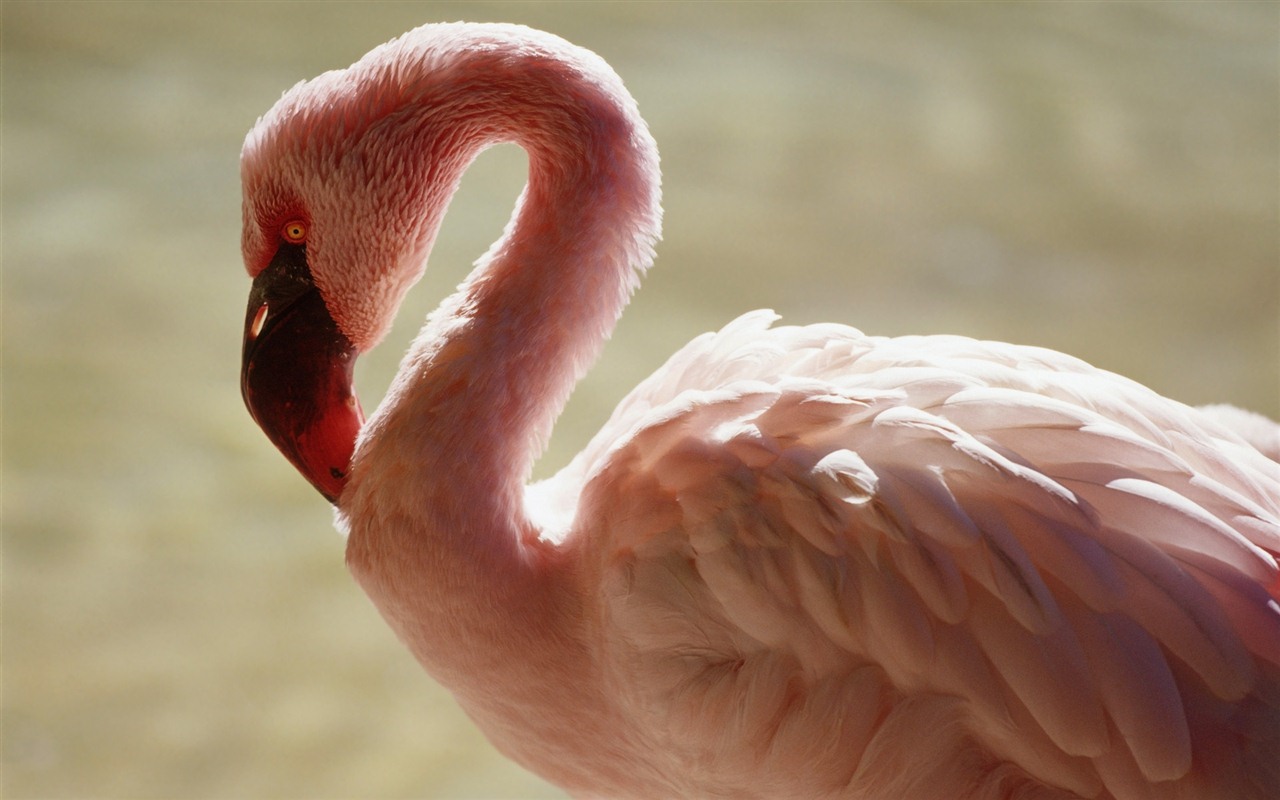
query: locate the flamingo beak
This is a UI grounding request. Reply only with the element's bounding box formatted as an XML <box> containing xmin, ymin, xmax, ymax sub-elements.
<box><xmin>241</xmin><ymin>244</ymin><xmax>364</xmax><ymax>503</ymax></box>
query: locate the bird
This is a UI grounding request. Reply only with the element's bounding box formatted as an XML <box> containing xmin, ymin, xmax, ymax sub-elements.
<box><xmin>239</xmin><ymin>22</ymin><xmax>1280</xmax><ymax>800</ymax></box>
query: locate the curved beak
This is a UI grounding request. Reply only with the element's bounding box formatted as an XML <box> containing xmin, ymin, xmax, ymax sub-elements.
<box><xmin>241</xmin><ymin>244</ymin><xmax>364</xmax><ymax>503</ymax></box>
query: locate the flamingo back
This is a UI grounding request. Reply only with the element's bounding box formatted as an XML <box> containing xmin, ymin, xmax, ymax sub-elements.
<box><xmin>563</xmin><ymin>310</ymin><xmax>1280</xmax><ymax>799</ymax></box>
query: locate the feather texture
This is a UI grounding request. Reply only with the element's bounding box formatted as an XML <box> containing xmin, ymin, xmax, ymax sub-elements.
<box><xmin>573</xmin><ymin>314</ymin><xmax>1280</xmax><ymax>799</ymax></box>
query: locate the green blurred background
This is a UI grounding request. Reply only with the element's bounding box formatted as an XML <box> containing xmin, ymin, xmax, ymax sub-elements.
<box><xmin>4</xmin><ymin>2</ymin><xmax>1277</xmax><ymax>798</ymax></box>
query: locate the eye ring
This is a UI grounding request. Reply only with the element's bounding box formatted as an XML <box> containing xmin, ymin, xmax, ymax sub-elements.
<box><xmin>281</xmin><ymin>220</ymin><xmax>308</xmax><ymax>244</ymax></box>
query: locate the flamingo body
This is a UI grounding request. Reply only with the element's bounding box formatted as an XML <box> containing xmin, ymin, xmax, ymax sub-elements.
<box><xmin>240</xmin><ymin>23</ymin><xmax>1280</xmax><ymax>799</ymax></box>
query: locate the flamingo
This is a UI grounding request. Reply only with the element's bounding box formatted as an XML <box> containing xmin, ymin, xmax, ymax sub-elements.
<box><xmin>239</xmin><ymin>22</ymin><xmax>1280</xmax><ymax>800</ymax></box>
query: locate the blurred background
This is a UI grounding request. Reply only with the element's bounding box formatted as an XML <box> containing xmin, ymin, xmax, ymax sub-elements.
<box><xmin>4</xmin><ymin>2</ymin><xmax>1277</xmax><ymax>798</ymax></box>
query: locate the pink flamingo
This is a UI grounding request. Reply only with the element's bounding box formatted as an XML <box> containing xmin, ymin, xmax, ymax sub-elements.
<box><xmin>240</xmin><ymin>22</ymin><xmax>1280</xmax><ymax>799</ymax></box>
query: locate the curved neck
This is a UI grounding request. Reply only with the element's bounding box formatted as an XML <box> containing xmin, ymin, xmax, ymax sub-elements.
<box><xmin>360</xmin><ymin>36</ymin><xmax>659</xmax><ymax>533</ymax></box>
<box><xmin>340</xmin><ymin>27</ymin><xmax>660</xmax><ymax>715</ymax></box>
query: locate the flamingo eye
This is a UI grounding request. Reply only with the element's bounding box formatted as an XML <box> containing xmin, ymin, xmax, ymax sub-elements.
<box><xmin>282</xmin><ymin>220</ymin><xmax>308</xmax><ymax>244</ymax></box>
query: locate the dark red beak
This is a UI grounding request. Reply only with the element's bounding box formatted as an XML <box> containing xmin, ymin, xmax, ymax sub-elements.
<box><xmin>241</xmin><ymin>243</ymin><xmax>364</xmax><ymax>503</ymax></box>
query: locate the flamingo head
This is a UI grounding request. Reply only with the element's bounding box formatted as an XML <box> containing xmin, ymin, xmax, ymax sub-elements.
<box><xmin>238</xmin><ymin>50</ymin><xmax>444</xmax><ymax>503</ymax></box>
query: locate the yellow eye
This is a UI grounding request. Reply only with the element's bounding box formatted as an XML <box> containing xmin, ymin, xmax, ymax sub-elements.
<box><xmin>282</xmin><ymin>220</ymin><xmax>308</xmax><ymax>243</ymax></box>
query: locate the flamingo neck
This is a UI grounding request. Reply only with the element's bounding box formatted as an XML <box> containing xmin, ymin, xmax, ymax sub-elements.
<box><xmin>340</xmin><ymin>26</ymin><xmax>660</xmax><ymax>707</ymax></box>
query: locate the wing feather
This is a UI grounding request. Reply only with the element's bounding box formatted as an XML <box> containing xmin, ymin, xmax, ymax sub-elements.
<box><xmin>885</xmin><ymin>532</ymin><xmax>970</xmax><ymax>624</ymax></box>
<box><xmin>572</xmin><ymin>314</ymin><xmax>1280</xmax><ymax>799</ymax></box>
<box><xmin>1068</xmin><ymin>606</ymin><xmax>1191</xmax><ymax>780</ymax></box>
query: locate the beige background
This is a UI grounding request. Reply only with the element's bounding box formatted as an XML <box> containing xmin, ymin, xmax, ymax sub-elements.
<box><xmin>5</xmin><ymin>2</ymin><xmax>1277</xmax><ymax>798</ymax></box>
